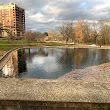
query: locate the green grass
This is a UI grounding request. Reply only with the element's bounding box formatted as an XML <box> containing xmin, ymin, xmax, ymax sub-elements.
<box><xmin>0</xmin><ymin>40</ymin><xmax>65</xmax><ymax>51</ymax></box>
<box><xmin>44</xmin><ymin>42</ymin><xmax>64</xmax><ymax>46</ymax></box>
<box><xmin>0</xmin><ymin>45</ymin><xmax>12</xmax><ymax>51</ymax></box>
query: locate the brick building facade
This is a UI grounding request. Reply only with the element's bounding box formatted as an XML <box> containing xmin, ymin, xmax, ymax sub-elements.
<box><xmin>0</xmin><ymin>3</ymin><xmax>25</xmax><ymax>39</ymax></box>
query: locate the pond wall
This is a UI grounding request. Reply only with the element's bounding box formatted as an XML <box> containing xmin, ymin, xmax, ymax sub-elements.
<box><xmin>0</xmin><ymin>48</ymin><xmax>20</xmax><ymax>70</ymax></box>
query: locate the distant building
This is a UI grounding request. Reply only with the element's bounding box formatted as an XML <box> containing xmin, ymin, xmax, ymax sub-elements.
<box><xmin>0</xmin><ymin>3</ymin><xmax>25</xmax><ymax>39</ymax></box>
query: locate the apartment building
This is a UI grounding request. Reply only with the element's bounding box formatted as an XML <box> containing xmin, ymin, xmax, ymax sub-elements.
<box><xmin>0</xmin><ymin>3</ymin><xmax>25</xmax><ymax>39</ymax></box>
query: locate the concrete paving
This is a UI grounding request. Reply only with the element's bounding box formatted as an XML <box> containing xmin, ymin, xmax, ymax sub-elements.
<box><xmin>0</xmin><ymin>78</ymin><xmax>110</xmax><ymax>103</ymax></box>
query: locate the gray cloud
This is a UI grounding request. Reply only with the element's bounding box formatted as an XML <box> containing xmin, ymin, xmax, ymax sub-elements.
<box><xmin>1</xmin><ymin>0</ymin><xmax>110</xmax><ymax>32</ymax></box>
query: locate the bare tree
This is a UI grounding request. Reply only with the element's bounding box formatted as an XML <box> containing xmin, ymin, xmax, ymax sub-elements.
<box><xmin>36</xmin><ymin>32</ymin><xmax>43</xmax><ymax>41</ymax></box>
<box><xmin>98</xmin><ymin>20</ymin><xmax>110</xmax><ymax>45</ymax></box>
<box><xmin>90</xmin><ymin>21</ymin><xmax>99</xmax><ymax>44</ymax></box>
<box><xmin>81</xmin><ymin>20</ymin><xmax>92</xmax><ymax>43</ymax></box>
<box><xmin>48</xmin><ymin>29</ymin><xmax>58</xmax><ymax>41</ymax></box>
<box><xmin>58</xmin><ymin>21</ymin><xmax>75</xmax><ymax>43</ymax></box>
<box><xmin>24</xmin><ymin>31</ymin><xmax>44</xmax><ymax>42</ymax></box>
<box><xmin>24</xmin><ymin>31</ymin><xmax>32</xmax><ymax>44</ymax></box>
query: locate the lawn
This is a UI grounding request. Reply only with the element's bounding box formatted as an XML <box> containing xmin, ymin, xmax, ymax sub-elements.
<box><xmin>0</xmin><ymin>39</ymin><xmax>65</xmax><ymax>51</ymax></box>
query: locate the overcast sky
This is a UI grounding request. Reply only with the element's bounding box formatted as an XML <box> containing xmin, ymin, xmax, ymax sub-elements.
<box><xmin>1</xmin><ymin>0</ymin><xmax>110</xmax><ymax>32</ymax></box>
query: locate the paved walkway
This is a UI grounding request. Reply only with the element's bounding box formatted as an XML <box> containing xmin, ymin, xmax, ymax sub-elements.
<box><xmin>0</xmin><ymin>78</ymin><xmax>110</xmax><ymax>103</ymax></box>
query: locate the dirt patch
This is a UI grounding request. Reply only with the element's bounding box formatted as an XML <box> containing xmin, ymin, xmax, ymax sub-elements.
<box><xmin>58</xmin><ymin>63</ymin><xmax>110</xmax><ymax>82</ymax></box>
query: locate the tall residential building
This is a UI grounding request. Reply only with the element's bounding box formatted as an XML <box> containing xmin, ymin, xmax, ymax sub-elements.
<box><xmin>0</xmin><ymin>3</ymin><xmax>25</xmax><ymax>39</ymax></box>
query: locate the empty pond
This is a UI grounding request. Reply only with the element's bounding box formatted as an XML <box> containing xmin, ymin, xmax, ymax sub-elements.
<box><xmin>0</xmin><ymin>47</ymin><xmax>110</xmax><ymax>79</ymax></box>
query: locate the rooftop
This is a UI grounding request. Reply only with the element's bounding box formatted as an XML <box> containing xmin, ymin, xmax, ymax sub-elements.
<box><xmin>0</xmin><ymin>3</ymin><xmax>24</xmax><ymax>10</ymax></box>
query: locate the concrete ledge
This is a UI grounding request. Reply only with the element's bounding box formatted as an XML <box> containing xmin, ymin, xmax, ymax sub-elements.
<box><xmin>0</xmin><ymin>48</ymin><xmax>20</xmax><ymax>70</ymax></box>
<box><xmin>0</xmin><ymin>100</ymin><xmax>110</xmax><ymax>110</ymax></box>
<box><xmin>0</xmin><ymin>78</ymin><xmax>110</xmax><ymax>103</ymax></box>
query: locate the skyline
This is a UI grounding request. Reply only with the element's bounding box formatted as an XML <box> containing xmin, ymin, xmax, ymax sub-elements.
<box><xmin>1</xmin><ymin>0</ymin><xmax>110</xmax><ymax>32</ymax></box>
